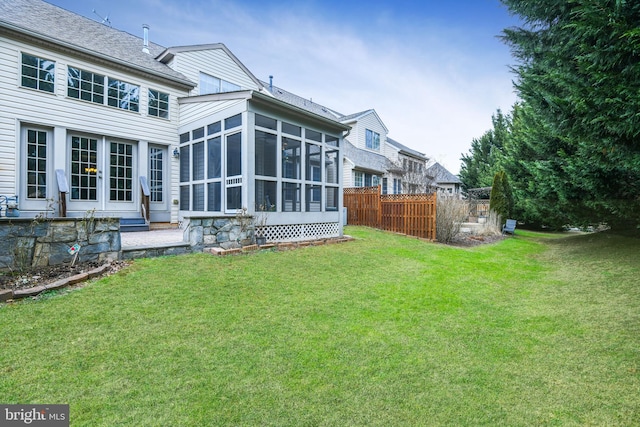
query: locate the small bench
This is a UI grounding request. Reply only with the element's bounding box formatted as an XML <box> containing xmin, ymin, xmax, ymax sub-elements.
<box><xmin>502</xmin><ymin>219</ymin><xmax>517</xmax><ymax>235</ymax></box>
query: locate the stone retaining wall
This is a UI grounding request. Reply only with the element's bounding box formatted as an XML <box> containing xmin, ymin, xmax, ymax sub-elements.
<box><xmin>185</xmin><ymin>216</ymin><xmax>255</xmax><ymax>251</ymax></box>
<box><xmin>0</xmin><ymin>217</ymin><xmax>120</xmax><ymax>270</ymax></box>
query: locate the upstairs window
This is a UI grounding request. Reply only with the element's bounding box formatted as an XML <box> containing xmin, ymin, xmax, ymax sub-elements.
<box><xmin>68</xmin><ymin>67</ymin><xmax>105</xmax><ymax>104</ymax></box>
<box><xmin>107</xmin><ymin>78</ymin><xmax>139</xmax><ymax>112</ymax></box>
<box><xmin>365</xmin><ymin>129</ymin><xmax>380</xmax><ymax>151</ymax></box>
<box><xmin>21</xmin><ymin>53</ymin><xmax>55</xmax><ymax>93</ymax></box>
<box><xmin>148</xmin><ymin>89</ymin><xmax>169</xmax><ymax>118</ymax></box>
<box><xmin>199</xmin><ymin>72</ymin><xmax>240</xmax><ymax>95</ymax></box>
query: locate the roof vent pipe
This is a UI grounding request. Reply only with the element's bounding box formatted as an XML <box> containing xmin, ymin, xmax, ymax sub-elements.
<box><xmin>269</xmin><ymin>75</ymin><xmax>273</xmax><ymax>92</ymax></box>
<box><xmin>142</xmin><ymin>24</ymin><xmax>150</xmax><ymax>54</ymax></box>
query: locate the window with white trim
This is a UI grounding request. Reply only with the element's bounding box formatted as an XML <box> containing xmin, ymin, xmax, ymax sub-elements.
<box><xmin>199</xmin><ymin>72</ymin><xmax>240</xmax><ymax>95</ymax></box>
<box><xmin>393</xmin><ymin>178</ymin><xmax>402</xmax><ymax>194</ymax></box>
<box><xmin>21</xmin><ymin>53</ymin><xmax>55</xmax><ymax>93</ymax></box>
<box><xmin>68</xmin><ymin>67</ymin><xmax>105</xmax><ymax>104</ymax></box>
<box><xmin>148</xmin><ymin>89</ymin><xmax>169</xmax><ymax>118</ymax></box>
<box><xmin>25</xmin><ymin>129</ymin><xmax>48</xmax><ymax>199</ymax></box>
<box><xmin>365</xmin><ymin>129</ymin><xmax>380</xmax><ymax>151</ymax></box>
<box><xmin>107</xmin><ymin>78</ymin><xmax>139</xmax><ymax>112</ymax></box>
<box><xmin>354</xmin><ymin>171</ymin><xmax>363</xmax><ymax>187</ymax></box>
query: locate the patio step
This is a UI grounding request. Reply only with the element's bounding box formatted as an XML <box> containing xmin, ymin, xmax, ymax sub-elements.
<box><xmin>120</xmin><ymin>217</ymin><xmax>149</xmax><ymax>232</ymax></box>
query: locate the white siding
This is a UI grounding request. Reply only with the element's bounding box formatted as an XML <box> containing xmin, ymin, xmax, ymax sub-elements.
<box><xmin>179</xmin><ymin>99</ymin><xmax>245</xmax><ymax>128</ymax></box>
<box><xmin>172</xmin><ymin>49</ymin><xmax>260</xmax><ymax>96</ymax></box>
<box><xmin>0</xmin><ymin>35</ymin><xmax>190</xmax><ymax>218</ymax></box>
<box><xmin>345</xmin><ymin>112</ymin><xmax>387</xmax><ymax>154</ymax></box>
<box><xmin>342</xmin><ymin>158</ymin><xmax>354</xmax><ymax>187</ymax></box>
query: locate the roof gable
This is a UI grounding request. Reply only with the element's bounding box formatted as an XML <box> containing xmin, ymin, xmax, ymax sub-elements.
<box><xmin>425</xmin><ymin>162</ymin><xmax>461</xmax><ymax>184</ymax></box>
<box><xmin>158</xmin><ymin>43</ymin><xmax>263</xmax><ymax>90</ymax></box>
<box><xmin>339</xmin><ymin>109</ymin><xmax>388</xmax><ymax>133</ymax></box>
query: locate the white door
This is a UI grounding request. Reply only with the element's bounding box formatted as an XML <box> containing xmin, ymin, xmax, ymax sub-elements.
<box><xmin>148</xmin><ymin>145</ymin><xmax>167</xmax><ymax>212</ymax></box>
<box><xmin>67</xmin><ymin>135</ymin><xmax>137</xmax><ymax>213</ymax></box>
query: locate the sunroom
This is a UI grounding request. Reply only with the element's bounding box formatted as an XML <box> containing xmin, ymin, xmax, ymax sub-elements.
<box><xmin>177</xmin><ymin>90</ymin><xmax>350</xmax><ymax>243</ymax></box>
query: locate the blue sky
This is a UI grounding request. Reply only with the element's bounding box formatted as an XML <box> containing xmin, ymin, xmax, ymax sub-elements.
<box><xmin>47</xmin><ymin>0</ymin><xmax>520</xmax><ymax>174</ymax></box>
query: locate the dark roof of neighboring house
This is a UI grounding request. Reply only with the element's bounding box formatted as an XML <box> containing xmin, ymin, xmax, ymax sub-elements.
<box><xmin>0</xmin><ymin>0</ymin><xmax>194</xmax><ymax>88</ymax></box>
<box><xmin>386</xmin><ymin>137</ymin><xmax>427</xmax><ymax>160</ymax></box>
<box><xmin>425</xmin><ymin>162</ymin><xmax>461</xmax><ymax>184</ymax></box>
<box><xmin>343</xmin><ymin>140</ymin><xmax>391</xmax><ymax>174</ymax></box>
<box><xmin>260</xmin><ymin>80</ymin><xmax>343</xmax><ymax>121</ymax></box>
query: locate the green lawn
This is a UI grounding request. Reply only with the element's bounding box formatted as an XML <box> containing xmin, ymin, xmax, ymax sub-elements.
<box><xmin>1</xmin><ymin>227</ymin><xmax>638</xmax><ymax>426</ymax></box>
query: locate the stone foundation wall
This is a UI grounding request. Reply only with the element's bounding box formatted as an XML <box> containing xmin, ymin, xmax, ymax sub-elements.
<box><xmin>185</xmin><ymin>216</ymin><xmax>255</xmax><ymax>251</ymax></box>
<box><xmin>0</xmin><ymin>217</ymin><xmax>120</xmax><ymax>270</ymax></box>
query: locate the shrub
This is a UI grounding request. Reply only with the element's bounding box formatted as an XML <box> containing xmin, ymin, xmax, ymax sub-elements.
<box><xmin>436</xmin><ymin>193</ymin><xmax>468</xmax><ymax>243</ymax></box>
<box><xmin>478</xmin><ymin>209</ymin><xmax>503</xmax><ymax>236</ymax></box>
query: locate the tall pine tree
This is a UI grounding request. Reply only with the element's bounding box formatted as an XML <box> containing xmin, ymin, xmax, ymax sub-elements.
<box><xmin>500</xmin><ymin>0</ymin><xmax>640</xmax><ymax>231</ymax></box>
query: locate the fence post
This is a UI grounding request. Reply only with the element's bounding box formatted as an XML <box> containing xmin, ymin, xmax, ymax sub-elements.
<box><xmin>377</xmin><ymin>185</ymin><xmax>382</xmax><ymax>226</ymax></box>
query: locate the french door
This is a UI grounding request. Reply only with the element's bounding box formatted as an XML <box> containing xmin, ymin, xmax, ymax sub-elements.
<box><xmin>67</xmin><ymin>135</ymin><xmax>137</xmax><ymax>212</ymax></box>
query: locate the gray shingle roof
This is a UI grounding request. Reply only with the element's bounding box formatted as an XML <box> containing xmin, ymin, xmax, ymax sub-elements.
<box><xmin>343</xmin><ymin>140</ymin><xmax>391</xmax><ymax>174</ymax></box>
<box><xmin>386</xmin><ymin>137</ymin><xmax>427</xmax><ymax>160</ymax></box>
<box><xmin>260</xmin><ymin>80</ymin><xmax>343</xmax><ymax>121</ymax></box>
<box><xmin>425</xmin><ymin>162</ymin><xmax>461</xmax><ymax>184</ymax></box>
<box><xmin>0</xmin><ymin>0</ymin><xmax>194</xmax><ymax>88</ymax></box>
<box><xmin>339</xmin><ymin>110</ymin><xmax>373</xmax><ymax>122</ymax></box>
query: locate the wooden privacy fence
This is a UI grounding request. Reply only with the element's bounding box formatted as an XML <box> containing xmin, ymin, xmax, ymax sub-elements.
<box><xmin>344</xmin><ymin>186</ymin><xmax>436</xmax><ymax>240</ymax></box>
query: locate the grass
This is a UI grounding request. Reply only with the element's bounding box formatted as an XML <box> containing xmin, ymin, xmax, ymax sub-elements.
<box><xmin>1</xmin><ymin>227</ymin><xmax>638</xmax><ymax>426</ymax></box>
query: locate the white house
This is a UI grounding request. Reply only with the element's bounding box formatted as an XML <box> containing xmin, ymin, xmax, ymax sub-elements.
<box><xmin>1</xmin><ymin>0</ymin><xmax>349</xmax><ymax>241</ymax></box>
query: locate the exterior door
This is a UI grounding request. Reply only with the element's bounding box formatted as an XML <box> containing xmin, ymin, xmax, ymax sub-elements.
<box><xmin>148</xmin><ymin>145</ymin><xmax>167</xmax><ymax>212</ymax></box>
<box><xmin>68</xmin><ymin>135</ymin><xmax>101</xmax><ymax>211</ymax></box>
<box><xmin>67</xmin><ymin>135</ymin><xmax>137</xmax><ymax>213</ymax></box>
<box><xmin>105</xmin><ymin>140</ymin><xmax>136</xmax><ymax>211</ymax></box>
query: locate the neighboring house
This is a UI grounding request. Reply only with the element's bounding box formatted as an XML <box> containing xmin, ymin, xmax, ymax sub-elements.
<box><xmin>339</xmin><ymin>109</ymin><xmax>390</xmax><ymax>191</ymax></box>
<box><xmin>425</xmin><ymin>162</ymin><xmax>462</xmax><ymax>195</ymax></box>
<box><xmin>262</xmin><ymin>82</ymin><xmax>432</xmax><ymax>196</ymax></box>
<box><xmin>1</xmin><ymin>0</ymin><xmax>349</xmax><ymax>241</ymax></box>
<box><xmin>385</xmin><ymin>138</ymin><xmax>429</xmax><ymax>194</ymax></box>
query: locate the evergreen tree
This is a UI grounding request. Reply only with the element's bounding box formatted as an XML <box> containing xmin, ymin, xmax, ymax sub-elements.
<box><xmin>459</xmin><ymin>110</ymin><xmax>510</xmax><ymax>191</ymax></box>
<box><xmin>489</xmin><ymin>171</ymin><xmax>513</xmax><ymax>221</ymax></box>
<box><xmin>500</xmin><ymin>0</ymin><xmax>640</xmax><ymax>231</ymax></box>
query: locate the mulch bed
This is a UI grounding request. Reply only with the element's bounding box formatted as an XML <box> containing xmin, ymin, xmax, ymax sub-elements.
<box><xmin>444</xmin><ymin>234</ymin><xmax>506</xmax><ymax>247</ymax></box>
<box><xmin>0</xmin><ymin>261</ymin><xmax>131</xmax><ymax>292</ymax></box>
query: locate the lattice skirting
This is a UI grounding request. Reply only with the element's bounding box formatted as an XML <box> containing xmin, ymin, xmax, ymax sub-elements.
<box><xmin>258</xmin><ymin>222</ymin><xmax>340</xmax><ymax>243</ymax></box>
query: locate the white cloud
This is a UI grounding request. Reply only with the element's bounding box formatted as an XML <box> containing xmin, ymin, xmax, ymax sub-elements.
<box><xmin>62</xmin><ymin>0</ymin><xmax>518</xmax><ymax>174</ymax></box>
